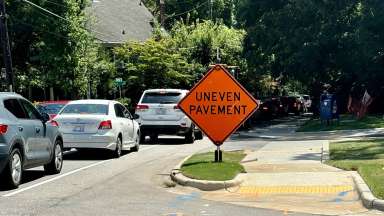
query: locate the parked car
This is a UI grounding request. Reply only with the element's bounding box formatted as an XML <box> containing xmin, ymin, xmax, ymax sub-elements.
<box><xmin>302</xmin><ymin>95</ymin><xmax>312</xmax><ymax>112</ymax></box>
<box><xmin>36</xmin><ymin>100</ymin><xmax>69</xmax><ymax>120</ymax></box>
<box><xmin>135</xmin><ymin>89</ymin><xmax>203</xmax><ymax>143</ymax></box>
<box><xmin>287</xmin><ymin>96</ymin><xmax>304</xmax><ymax>115</ymax></box>
<box><xmin>0</xmin><ymin>93</ymin><xmax>63</xmax><ymax>188</ymax></box>
<box><xmin>54</xmin><ymin>100</ymin><xmax>140</xmax><ymax>158</ymax></box>
<box><xmin>259</xmin><ymin>98</ymin><xmax>278</xmax><ymax>120</ymax></box>
<box><xmin>279</xmin><ymin>96</ymin><xmax>290</xmax><ymax>116</ymax></box>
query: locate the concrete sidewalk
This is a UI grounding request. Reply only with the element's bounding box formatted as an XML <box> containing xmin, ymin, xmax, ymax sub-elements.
<box><xmin>203</xmin><ymin>140</ymin><xmax>377</xmax><ymax>215</ymax></box>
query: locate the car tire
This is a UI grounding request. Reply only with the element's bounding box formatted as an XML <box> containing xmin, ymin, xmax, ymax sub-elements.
<box><xmin>113</xmin><ymin>137</ymin><xmax>122</xmax><ymax>158</ymax></box>
<box><xmin>131</xmin><ymin>133</ymin><xmax>140</xmax><ymax>152</ymax></box>
<box><xmin>2</xmin><ymin>148</ymin><xmax>23</xmax><ymax>189</ymax></box>
<box><xmin>44</xmin><ymin>139</ymin><xmax>64</xmax><ymax>175</ymax></box>
<box><xmin>195</xmin><ymin>130</ymin><xmax>203</xmax><ymax>140</ymax></box>
<box><xmin>139</xmin><ymin>133</ymin><xmax>146</xmax><ymax>144</ymax></box>
<box><xmin>185</xmin><ymin>127</ymin><xmax>195</xmax><ymax>144</ymax></box>
<box><xmin>150</xmin><ymin>134</ymin><xmax>158</xmax><ymax>143</ymax></box>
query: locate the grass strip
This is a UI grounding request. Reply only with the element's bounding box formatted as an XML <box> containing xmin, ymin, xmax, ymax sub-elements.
<box><xmin>181</xmin><ymin>150</ymin><xmax>246</xmax><ymax>181</ymax></box>
<box><xmin>297</xmin><ymin>114</ymin><xmax>384</xmax><ymax>132</ymax></box>
<box><xmin>326</xmin><ymin>139</ymin><xmax>384</xmax><ymax>199</ymax></box>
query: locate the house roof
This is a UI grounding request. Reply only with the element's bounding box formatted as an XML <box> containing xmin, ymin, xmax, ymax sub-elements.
<box><xmin>89</xmin><ymin>0</ymin><xmax>154</xmax><ymax>46</ymax></box>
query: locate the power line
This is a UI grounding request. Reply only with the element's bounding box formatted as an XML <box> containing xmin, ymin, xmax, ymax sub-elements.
<box><xmin>9</xmin><ymin>16</ymin><xmax>69</xmax><ymax>39</ymax></box>
<box><xmin>21</xmin><ymin>0</ymin><xmax>111</xmax><ymax>41</ymax></box>
<box><xmin>45</xmin><ymin>0</ymin><xmax>68</xmax><ymax>8</ymax></box>
<box><xmin>165</xmin><ymin>0</ymin><xmax>209</xmax><ymax>20</ymax></box>
<box><xmin>23</xmin><ymin>0</ymin><xmax>68</xmax><ymax>22</ymax></box>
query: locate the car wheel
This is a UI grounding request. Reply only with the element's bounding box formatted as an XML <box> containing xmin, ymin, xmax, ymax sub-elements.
<box><xmin>113</xmin><ymin>137</ymin><xmax>122</xmax><ymax>158</ymax></box>
<box><xmin>44</xmin><ymin>139</ymin><xmax>63</xmax><ymax>174</ymax></box>
<box><xmin>150</xmin><ymin>134</ymin><xmax>158</xmax><ymax>143</ymax></box>
<box><xmin>185</xmin><ymin>127</ymin><xmax>195</xmax><ymax>144</ymax></box>
<box><xmin>195</xmin><ymin>130</ymin><xmax>203</xmax><ymax>140</ymax></box>
<box><xmin>2</xmin><ymin>148</ymin><xmax>23</xmax><ymax>188</ymax></box>
<box><xmin>139</xmin><ymin>133</ymin><xmax>146</xmax><ymax>144</ymax></box>
<box><xmin>131</xmin><ymin>133</ymin><xmax>140</xmax><ymax>152</ymax></box>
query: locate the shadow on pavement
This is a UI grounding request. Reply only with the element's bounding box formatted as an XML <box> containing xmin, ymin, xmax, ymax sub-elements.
<box><xmin>0</xmin><ymin>170</ymin><xmax>46</xmax><ymax>191</ymax></box>
<box><xmin>63</xmin><ymin>149</ymin><xmax>121</xmax><ymax>161</ymax></box>
<box><xmin>292</xmin><ymin>152</ymin><xmax>322</xmax><ymax>161</ymax></box>
<box><xmin>140</xmin><ymin>137</ymin><xmax>192</xmax><ymax>146</ymax></box>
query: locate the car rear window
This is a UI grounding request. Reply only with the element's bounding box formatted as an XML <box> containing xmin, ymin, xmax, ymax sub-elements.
<box><xmin>60</xmin><ymin>104</ymin><xmax>108</xmax><ymax>115</ymax></box>
<box><xmin>3</xmin><ymin>99</ymin><xmax>27</xmax><ymax>118</ymax></box>
<box><xmin>37</xmin><ymin>103</ymin><xmax>65</xmax><ymax>114</ymax></box>
<box><xmin>141</xmin><ymin>92</ymin><xmax>182</xmax><ymax>104</ymax></box>
<box><xmin>303</xmin><ymin>96</ymin><xmax>310</xmax><ymax>100</ymax></box>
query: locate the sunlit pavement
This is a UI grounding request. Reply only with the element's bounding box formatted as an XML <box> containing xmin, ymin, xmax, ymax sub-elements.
<box><xmin>0</xmin><ymin>136</ymin><xmax>303</xmax><ymax>216</ymax></box>
<box><xmin>170</xmin><ymin>117</ymin><xmax>382</xmax><ymax>215</ymax></box>
<box><xmin>0</xmin><ymin>116</ymin><xmax>382</xmax><ymax>215</ymax></box>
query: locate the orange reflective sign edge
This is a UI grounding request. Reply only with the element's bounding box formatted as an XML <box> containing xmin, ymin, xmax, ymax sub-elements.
<box><xmin>178</xmin><ymin>64</ymin><xmax>259</xmax><ymax>145</ymax></box>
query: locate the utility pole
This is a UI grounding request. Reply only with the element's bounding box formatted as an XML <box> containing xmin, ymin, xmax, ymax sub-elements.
<box><xmin>0</xmin><ymin>0</ymin><xmax>14</xmax><ymax>92</ymax></box>
<box><xmin>216</xmin><ymin>47</ymin><xmax>221</xmax><ymax>63</ymax></box>
<box><xmin>210</xmin><ymin>0</ymin><xmax>213</xmax><ymax>20</ymax></box>
<box><xmin>159</xmin><ymin>0</ymin><xmax>165</xmax><ymax>26</ymax></box>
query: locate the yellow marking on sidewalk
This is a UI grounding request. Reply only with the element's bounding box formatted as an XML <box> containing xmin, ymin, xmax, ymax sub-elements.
<box><xmin>238</xmin><ymin>185</ymin><xmax>353</xmax><ymax>194</ymax></box>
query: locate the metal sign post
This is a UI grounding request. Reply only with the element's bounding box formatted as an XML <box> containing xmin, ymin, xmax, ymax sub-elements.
<box><xmin>215</xmin><ymin>145</ymin><xmax>222</xmax><ymax>162</ymax></box>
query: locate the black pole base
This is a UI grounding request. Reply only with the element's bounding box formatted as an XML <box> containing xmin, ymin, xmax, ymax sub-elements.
<box><xmin>215</xmin><ymin>150</ymin><xmax>222</xmax><ymax>162</ymax></box>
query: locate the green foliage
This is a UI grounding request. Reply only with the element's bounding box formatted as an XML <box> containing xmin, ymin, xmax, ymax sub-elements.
<box><xmin>116</xmin><ymin>97</ymin><xmax>131</xmax><ymax>106</ymax></box>
<box><xmin>114</xmin><ymin>38</ymin><xmax>194</xmax><ymax>101</ymax></box>
<box><xmin>238</xmin><ymin>0</ymin><xmax>384</xmax><ymax>103</ymax></box>
<box><xmin>114</xmin><ymin>21</ymin><xmax>245</xmax><ymax>102</ymax></box>
<box><xmin>7</xmin><ymin>0</ymin><xmax>114</xmax><ymax>99</ymax></box>
<box><xmin>172</xmin><ymin>20</ymin><xmax>245</xmax><ymax>66</ymax></box>
<box><xmin>143</xmin><ymin>0</ymin><xmax>237</xmax><ymax>29</ymax></box>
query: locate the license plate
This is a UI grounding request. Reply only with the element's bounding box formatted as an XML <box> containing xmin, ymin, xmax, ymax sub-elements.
<box><xmin>73</xmin><ymin>125</ymin><xmax>85</xmax><ymax>132</ymax></box>
<box><xmin>156</xmin><ymin>108</ymin><xmax>166</xmax><ymax>115</ymax></box>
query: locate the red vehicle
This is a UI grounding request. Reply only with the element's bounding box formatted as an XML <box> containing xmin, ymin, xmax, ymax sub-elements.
<box><xmin>35</xmin><ymin>100</ymin><xmax>70</xmax><ymax>119</ymax></box>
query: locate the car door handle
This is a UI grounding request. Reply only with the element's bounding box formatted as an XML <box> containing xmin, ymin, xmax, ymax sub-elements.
<box><xmin>18</xmin><ymin>126</ymin><xmax>23</xmax><ymax>132</ymax></box>
<box><xmin>35</xmin><ymin>128</ymin><xmax>41</xmax><ymax>134</ymax></box>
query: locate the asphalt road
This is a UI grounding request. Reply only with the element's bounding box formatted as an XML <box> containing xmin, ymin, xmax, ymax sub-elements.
<box><xmin>0</xmin><ymin>132</ymin><xmax>317</xmax><ymax>216</ymax></box>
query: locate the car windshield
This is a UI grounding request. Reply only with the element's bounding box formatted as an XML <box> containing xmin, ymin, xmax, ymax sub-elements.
<box><xmin>60</xmin><ymin>104</ymin><xmax>108</xmax><ymax>115</ymax></box>
<box><xmin>141</xmin><ymin>92</ymin><xmax>182</xmax><ymax>104</ymax></box>
<box><xmin>303</xmin><ymin>96</ymin><xmax>310</xmax><ymax>100</ymax></box>
<box><xmin>37</xmin><ymin>103</ymin><xmax>65</xmax><ymax>114</ymax></box>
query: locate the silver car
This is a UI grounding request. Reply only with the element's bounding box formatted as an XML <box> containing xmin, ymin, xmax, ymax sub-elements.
<box><xmin>135</xmin><ymin>89</ymin><xmax>203</xmax><ymax>143</ymax></box>
<box><xmin>54</xmin><ymin>100</ymin><xmax>140</xmax><ymax>158</ymax></box>
<box><xmin>0</xmin><ymin>93</ymin><xmax>63</xmax><ymax>188</ymax></box>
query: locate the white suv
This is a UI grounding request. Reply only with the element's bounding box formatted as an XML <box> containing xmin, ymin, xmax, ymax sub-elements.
<box><xmin>135</xmin><ymin>89</ymin><xmax>202</xmax><ymax>143</ymax></box>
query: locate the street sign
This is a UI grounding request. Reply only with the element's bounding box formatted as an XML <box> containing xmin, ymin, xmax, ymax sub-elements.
<box><xmin>114</xmin><ymin>78</ymin><xmax>126</xmax><ymax>87</ymax></box>
<box><xmin>178</xmin><ymin>64</ymin><xmax>259</xmax><ymax>145</ymax></box>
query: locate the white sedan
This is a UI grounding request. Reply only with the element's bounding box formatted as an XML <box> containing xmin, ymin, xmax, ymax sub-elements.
<box><xmin>54</xmin><ymin>100</ymin><xmax>140</xmax><ymax>158</ymax></box>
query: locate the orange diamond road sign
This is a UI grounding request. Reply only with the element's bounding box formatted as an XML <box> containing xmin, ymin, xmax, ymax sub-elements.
<box><xmin>178</xmin><ymin>64</ymin><xmax>259</xmax><ymax>145</ymax></box>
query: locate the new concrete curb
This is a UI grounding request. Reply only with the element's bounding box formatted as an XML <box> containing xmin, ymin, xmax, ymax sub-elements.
<box><xmin>351</xmin><ymin>171</ymin><xmax>384</xmax><ymax>211</ymax></box>
<box><xmin>170</xmin><ymin>154</ymin><xmax>244</xmax><ymax>191</ymax></box>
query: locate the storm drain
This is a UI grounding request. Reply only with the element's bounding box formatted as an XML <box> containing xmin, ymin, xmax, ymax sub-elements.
<box><xmin>238</xmin><ymin>185</ymin><xmax>354</xmax><ymax>194</ymax></box>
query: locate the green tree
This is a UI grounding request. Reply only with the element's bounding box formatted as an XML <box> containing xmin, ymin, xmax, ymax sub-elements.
<box><xmin>114</xmin><ymin>38</ymin><xmax>193</xmax><ymax>102</ymax></box>
<box><xmin>237</xmin><ymin>0</ymin><xmax>384</xmax><ymax>110</ymax></box>
<box><xmin>143</xmin><ymin>0</ymin><xmax>237</xmax><ymax>29</ymax></box>
<box><xmin>6</xmin><ymin>0</ymin><xmax>114</xmax><ymax>100</ymax></box>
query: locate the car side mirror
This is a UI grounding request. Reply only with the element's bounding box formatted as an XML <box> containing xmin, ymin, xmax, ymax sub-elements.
<box><xmin>41</xmin><ymin>112</ymin><xmax>50</xmax><ymax>123</ymax></box>
<box><xmin>133</xmin><ymin>114</ymin><xmax>140</xmax><ymax>120</ymax></box>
